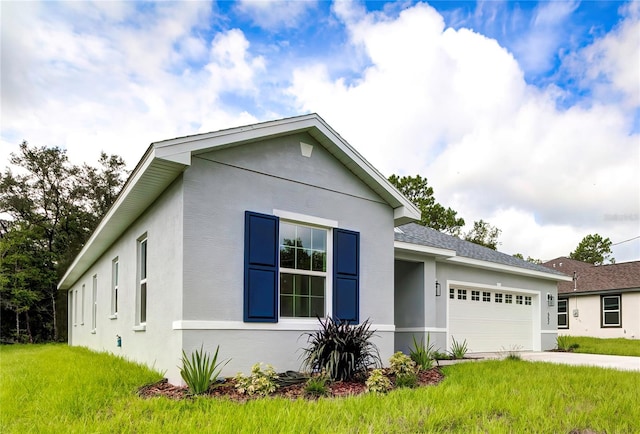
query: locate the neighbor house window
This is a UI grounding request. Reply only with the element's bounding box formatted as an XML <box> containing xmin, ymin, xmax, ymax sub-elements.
<box><xmin>111</xmin><ymin>258</ymin><xmax>119</xmax><ymax>317</ymax></box>
<box><xmin>557</xmin><ymin>299</ymin><xmax>568</xmax><ymax>329</ymax></box>
<box><xmin>601</xmin><ymin>295</ymin><xmax>621</xmax><ymax>327</ymax></box>
<box><xmin>471</xmin><ymin>290</ymin><xmax>480</xmax><ymax>301</ymax></box>
<box><xmin>495</xmin><ymin>293</ymin><xmax>503</xmax><ymax>303</ymax></box>
<box><xmin>92</xmin><ymin>275</ymin><xmax>97</xmax><ymax>331</ymax></box>
<box><xmin>137</xmin><ymin>236</ymin><xmax>148</xmax><ymax>325</ymax></box>
<box><xmin>279</xmin><ymin>222</ymin><xmax>327</xmax><ymax>318</ymax></box>
<box><xmin>482</xmin><ymin>292</ymin><xmax>491</xmax><ymax>302</ymax></box>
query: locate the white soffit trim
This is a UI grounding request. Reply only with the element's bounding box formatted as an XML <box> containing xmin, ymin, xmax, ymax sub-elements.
<box><xmin>394</xmin><ymin>241</ymin><xmax>456</xmax><ymax>258</ymax></box>
<box><xmin>445</xmin><ymin>256</ymin><xmax>573</xmax><ymax>282</ymax></box>
<box><xmin>273</xmin><ymin>209</ymin><xmax>338</xmax><ymax>228</ymax></box>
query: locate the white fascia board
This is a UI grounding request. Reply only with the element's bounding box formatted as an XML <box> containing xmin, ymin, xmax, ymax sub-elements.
<box><xmin>445</xmin><ymin>256</ymin><xmax>573</xmax><ymax>282</ymax></box>
<box><xmin>394</xmin><ymin>241</ymin><xmax>456</xmax><ymax>258</ymax></box>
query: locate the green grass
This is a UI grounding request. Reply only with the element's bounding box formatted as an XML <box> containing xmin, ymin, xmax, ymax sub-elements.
<box><xmin>562</xmin><ymin>336</ymin><xmax>640</xmax><ymax>357</ymax></box>
<box><xmin>2</xmin><ymin>344</ymin><xmax>640</xmax><ymax>433</ymax></box>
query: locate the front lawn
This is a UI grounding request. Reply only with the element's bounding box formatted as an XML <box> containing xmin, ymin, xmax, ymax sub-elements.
<box><xmin>1</xmin><ymin>344</ymin><xmax>639</xmax><ymax>433</ymax></box>
<box><xmin>560</xmin><ymin>336</ymin><xmax>640</xmax><ymax>357</ymax></box>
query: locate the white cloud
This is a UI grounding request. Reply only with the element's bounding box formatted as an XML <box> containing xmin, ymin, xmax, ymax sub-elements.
<box><xmin>288</xmin><ymin>1</ymin><xmax>639</xmax><ymax>261</ymax></box>
<box><xmin>235</xmin><ymin>0</ymin><xmax>318</xmax><ymax>31</ymax></box>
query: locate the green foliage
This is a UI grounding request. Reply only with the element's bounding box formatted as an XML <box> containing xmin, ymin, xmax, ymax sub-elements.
<box><xmin>365</xmin><ymin>368</ymin><xmax>392</xmax><ymax>394</ymax></box>
<box><xmin>304</xmin><ymin>372</ymin><xmax>329</xmax><ymax>397</ymax></box>
<box><xmin>180</xmin><ymin>345</ymin><xmax>229</xmax><ymax>395</ymax></box>
<box><xmin>463</xmin><ymin>219</ymin><xmax>501</xmax><ymax>250</ymax></box>
<box><xmin>570</xmin><ymin>234</ymin><xmax>615</xmax><ymax>265</ymax></box>
<box><xmin>500</xmin><ymin>345</ymin><xmax>523</xmax><ymax>361</ymax></box>
<box><xmin>395</xmin><ymin>372</ymin><xmax>418</xmax><ymax>388</ymax></box>
<box><xmin>388</xmin><ymin>174</ymin><xmax>465</xmax><ymax>235</ymax></box>
<box><xmin>3</xmin><ymin>344</ymin><xmax>640</xmax><ymax>433</ymax></box>
<box><xmin>301</xmin><ymin>317</ymin><xmax>381</xmax><ymax>381</ymax></box>
<box><xmin>449</xmin><ymin>337</ymin><xmax>469</xmax><ymax>359</ymax></box>
<box><xmin>0</xmin><ymin>142</ymin><xmax>128</xmax><ymax>342</ymax></box>
<box><xmin>234</xmin><ymin>363</ymin><xmax>279</xmax><ymax>396</ymax></box>
<box><xmin>513</xmin><ymin>253</ymin><xmax>542</xmax><ymax>264</ymax></box>
<box><xmin>389</xmin><ymin>351</ymin><xmax>416</xmax><ymax>376</ymax></box>
<box><xmin>409</xmin><ymin>334</ymin><xmax>436</xmax><ymax>370</ymax></box>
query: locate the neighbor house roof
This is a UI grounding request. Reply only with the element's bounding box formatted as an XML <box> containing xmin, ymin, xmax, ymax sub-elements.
<box><xmin>394</xmin><ymin>223</ymin><xmax>571</xmax><ymax>282</ymax></box>
<box><xmin>58</xmin><ymin>114</ymin><xmax>420</xmax><ymax>290</ymax></box>
<box><xmin>542</xmin><ymin>257</ymin><xmax>640</xmax><ymax>295</ymax></box>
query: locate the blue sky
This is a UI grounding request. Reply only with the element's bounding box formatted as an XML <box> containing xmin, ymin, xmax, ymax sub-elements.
<box><xmin>1</xmin><ymin>1</ymin><xmax>638</xmax><ymax>262</ymax></box>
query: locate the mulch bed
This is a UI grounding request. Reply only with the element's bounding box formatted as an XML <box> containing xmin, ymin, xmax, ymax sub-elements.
<box><xmin>138</xmin><ymin>368</ymin><xmax>445</xmax><ymax>401</ymax></box>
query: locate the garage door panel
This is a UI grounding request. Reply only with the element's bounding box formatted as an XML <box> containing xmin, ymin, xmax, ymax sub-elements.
<box><xmin>449</xmin><ymin>288</ymin><xmax>535</xmax><ymax>352</ymax></box>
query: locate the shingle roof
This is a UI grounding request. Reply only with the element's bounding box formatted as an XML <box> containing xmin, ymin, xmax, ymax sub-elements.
<box><xmin>395</xmin><ymin>222</ymin><xmax>567</xmax><ymax>276</ymax></box>
<box><xmin>542</xmin><ymin>256</ymin><xmax>640</xmax><ymax>294</ymax></box>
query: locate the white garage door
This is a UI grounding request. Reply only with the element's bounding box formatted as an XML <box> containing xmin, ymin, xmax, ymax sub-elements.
<box><xmin>448</xmin><ymin>287</ymin><xmax>536</xmax><ymax>352</ymax></box>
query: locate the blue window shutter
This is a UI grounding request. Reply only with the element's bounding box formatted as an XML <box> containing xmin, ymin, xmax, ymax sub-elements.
<box><xmin>333</xmin><ymin>229</ymin><xmax>359</xmax><ymax>323</ymax></box>
<box><xmin>244</xmin><ymin>211</ymin><xmax>279</xmax><ymax>322</ymax></box>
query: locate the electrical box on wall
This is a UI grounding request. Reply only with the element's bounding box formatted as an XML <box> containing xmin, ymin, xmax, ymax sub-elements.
<box><xmin>573</xmin><ymin>309</ymin><xmax>579</xmax><ymax>317</ymax></box>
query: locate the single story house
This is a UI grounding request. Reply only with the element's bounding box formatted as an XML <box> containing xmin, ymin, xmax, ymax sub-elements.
<box><xmin>543</xmin><ymin>257</ymin><xmax>640</xmax><ymax>339</ymax></box>
<box><xmin>58</xmin><ymin>114</ymin><xmax>570</xmax><ymax>385</ymax></box>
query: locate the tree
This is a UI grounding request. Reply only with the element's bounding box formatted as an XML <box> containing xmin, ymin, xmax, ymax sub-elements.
<box><xmin>513</xmin><ymin>253</ymin><xmax>542</xmax><ymax>264</ymax></box>
<box><xmin>0</xmin><ymin>141</ymin><xmax>128</xmax><ymax>342</ymax></box>
<box><xmin>464</xmin><ymin>219</ymin><xmax>501</xmax><ymax>250</ymax></box>
<box><xmin>388</xmin><ymin>174</ymin><xmax>465</xmax><ymax>235</ymax></box>
<box><xmin>569</xmin><ymin>234</ymin><xmax>614</xmax><ymax>265</ymax></box>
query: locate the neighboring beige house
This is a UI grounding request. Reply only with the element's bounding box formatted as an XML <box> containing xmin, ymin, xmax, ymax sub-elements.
<box><xmin>543</xmin><ymin>257</ymin><xmax>640</xmax><ymax>339</ymax></box>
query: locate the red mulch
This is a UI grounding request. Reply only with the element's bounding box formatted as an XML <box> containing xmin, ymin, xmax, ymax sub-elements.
<box><xmin>138</xmin><ymin>368</ymin><xmax>445</xmax><ymax>401</ymax></box>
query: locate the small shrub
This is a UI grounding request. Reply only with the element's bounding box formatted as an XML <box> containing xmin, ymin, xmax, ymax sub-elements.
<box><xmin>433</xmin><ymin>351</ymin><xmax>451</xmax><ymax>360</ymax></box>
<box><xmin>301</xmin><ymin>317</ymin><xmax>381</xmax><ymax>381</ymax></box>
<box><xmin>449</xmin><ymin>337</ymin><xmax>468</xmax><ymax>359</ymax></box>
<box><xmin>395</xmin><ymin>372</ymin><xmax>418</xmax><ymax>388</ymax></box>
<box><xmin>234</xmin><ymin>363</ymin><xmax>279</xmax><ymax>396</ymax></box>
<box><xmin>365</xmin><ymin>369</ymin><xmax>392</xmax><ymax>394</ymax></box>
<box><xmin>409</xmin><ymin>334</ymin><xmax>436</xmax><ymax>370</ymax></box>
<box><xmin>179</xmin><ymin>345</ymin><xmax>229</xmax><ymax>395</ymax></box>
<box><xmin>304</xmin><ymin>372</ymin><xmax>329</xmax><ymax>397</ymax></box>
<box><xmin>389</xmin><ymin>351</ymin><xmax>416</xmax><ymax>376</ymax></box>
<box><xmin>501</xmin><ymin>345</ymin><xmax>523</xmax><ymax>361</ymax></box>
<box><xmin>556</xmin><ymin>335</ymin><xmax>577</xmax><ymax>352</ymax></box>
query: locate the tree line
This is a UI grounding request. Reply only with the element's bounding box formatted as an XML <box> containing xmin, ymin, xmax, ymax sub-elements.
<box><xmin>1</xmin><ymin>142</ymin><xmax>127</xmax><ymax>343</ymax></box>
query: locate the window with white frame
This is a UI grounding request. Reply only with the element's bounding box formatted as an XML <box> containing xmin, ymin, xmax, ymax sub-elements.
<box><xmin>505</xmin><ymin>294</ymin><xmax>513</xmax><ymax>304</ymax></box>
<box><xmin>137</xmin><ymin>236</ymin><xmax>148</xmax><ymax>325</ymax></box>
<box><xmin>71</xmin><ymin>290</ymin><xmax>76</xmax><ymax>326</ymax></box>
<box><xmin>111</xmin><ymin>258</ymin><xmax>119</xmax><ymax>316</ymax></box>
<box><xmin>92</xmin><ymin>275</ymin><xmax>97</xmax><ymax>331</ymax></box>
<box><xmin>482</xmin><ymin>291</ymin><xmax>491</xmax><ymax>302</ymax></box>
<box><xmin>516</xmin><ymin>295</ymin><xmax>523</xmax><ymax>305</ymax></box>
<box><xmin>81</xmin><ymin>284</ymin><xmax>85</xmax><ymax>325</ymax></box>
<box><xmin>601</xmin><ymin>295</ymin><xmax>621</xmax><ymax>327</ymax></box>
<box><xmin>495</xmin><ymin>293</ymin><xmax>503</xmax><ymax>303</ymax></box>
<box><xmin>449</xmin><ymin>288</ymin><xmax>455</xmax><ymax>299</ymax></box>
<box><xmin>279</xmin><ymin>222</ymin><xmax>327</xmax><ymax>318</ymax></box>
<box><xmin>457</xmin><ymin>289</ymin><xmax>467</xmax><ymax>300</ymax></box>
<box><xmin>525</xmin><ymin>296</ymin><xmax>532</xmax><ymax>306</ymax></box>
<box><xmin>471</xmin><ymin>290</ymin><xmax>480</xmax><ymax>301</ymax></box>
<box><xmin>557</xmin><ymin>299</ymin><xmax>568</xmax><ymax>329</ymax></box>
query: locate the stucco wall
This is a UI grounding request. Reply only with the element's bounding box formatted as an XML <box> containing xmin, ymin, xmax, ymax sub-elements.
<box><xmin>179</xmin><ymin>132</ymin><xmax>396</xmax><ymax>375</ymax></box>
<box><xmin>560</xmin><ymin>292</ymin><xmax>640</xmax><ymax>339</ymax></box>
<box><xmin>67</xmin><ymin>177</ymin><xmax>184</xmax><ymax>382</ymax></box>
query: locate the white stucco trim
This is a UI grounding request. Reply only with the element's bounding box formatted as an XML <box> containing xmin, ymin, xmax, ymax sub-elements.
<box><xmin>541</xmin><ymin>330</ymin><xmax>558</xmax><ymax>334</ymax></box>
<box><xmin>445</xmin><ymin>256</ymin><xmax>572</xmax><ymax>282</ymax></box>
<box><xmin>394</xmin><ymin>241</ymin><xmax>456</xmax><ymax>258</ymax></box>
<box><xmin>395</xmin><ymin>327</ymin><xmax>447</xmax><ymax>333</ymax></box>
<box><xmin>172</xmin><ymin>320</ymin><xmax>395</xmax><ymax>332</ymax></box>
<box><xmin>273</xmin><ymin>209</ymin><xmax>338</xmax><ymax>228</ymax></box>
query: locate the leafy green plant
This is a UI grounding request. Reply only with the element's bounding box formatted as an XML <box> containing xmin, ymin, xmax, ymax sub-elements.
<box><xmin>409</xmin><ymin>334</ymin><xmax>437</xmax><ymax>370</ymax></box>
<box><xmin>301</xmin><ymin>317</ymin><xmax>381</xmax><ymax>381</ymax></box>
<box><xmin>556</xmin><ymin>335</ymin><xmax>578</xmax><ymax>352</ymax></box>
<box><xmin>304</xmin><ymin>372</ymin><xmax>329</xmax><ymax>397</ymax></box>
<box><xmin>389</xmin><ymin>351</ymin><xmax>416</xmax><ymax>376</ymax></box>
<box><xmin>365</xmin><ymin>368</ymin><xmax>392</xmax><ymax>394</ymax></box>
<box><xmin>449</xmin><ymin>337</ymin><xmax>468</xmax><ymax>359</ymax></box>
<box><xmin>395</xmin><ymin>371</ymin><xmax>418</xmax><ymax>388</ymax></box>
<box><xmin>234</xmin><ymin>363</ymin><xmax>279</xmax><ymax>396</ymax></box>
<box><xmin>501</xmin><ymin>345</ymin><xmax>523</xmax><ymax>361</ymax></box>
<box><xmin>433</xmin><ymin>351</ymin><xmax>452</xmax><ymax>360</ymax></box>
<box><xmin>179</xmin><ymin>345</ymin><xmax>229</xmax><ymax>395</ymax></box>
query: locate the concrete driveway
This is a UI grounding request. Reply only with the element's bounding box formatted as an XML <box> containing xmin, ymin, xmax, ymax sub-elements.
<box><xmin>472</xmin><ymin>351</ymin><xmax>640</xmax><ymax>372</ymax></box>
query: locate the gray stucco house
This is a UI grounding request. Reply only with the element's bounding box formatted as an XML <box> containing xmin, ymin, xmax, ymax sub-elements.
<box><xmin>58</xmin><ymin>114</ymin><xmax>570</xmax><ymax>385</ymax></box>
